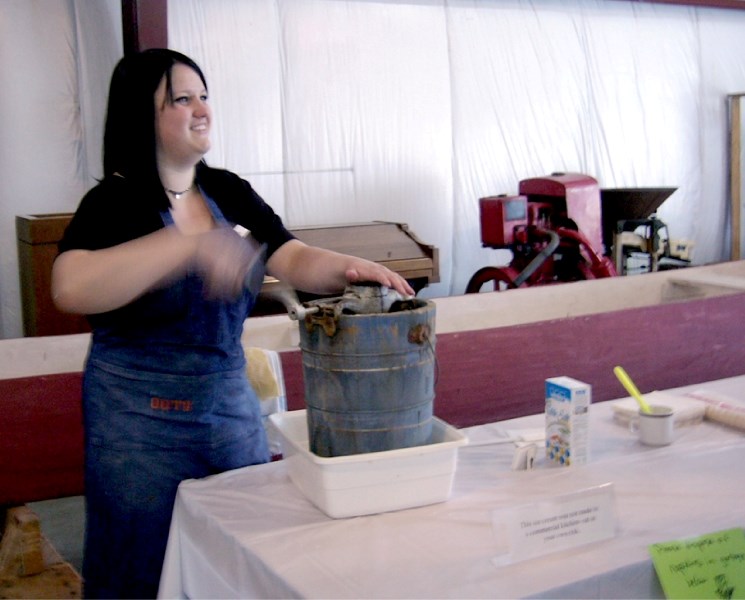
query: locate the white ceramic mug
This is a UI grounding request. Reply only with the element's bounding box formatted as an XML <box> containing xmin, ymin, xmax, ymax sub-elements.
<box><xmin>631</xmin><ymin>405</ymin><xmax>674</xmax><ymax>446</ymax></box>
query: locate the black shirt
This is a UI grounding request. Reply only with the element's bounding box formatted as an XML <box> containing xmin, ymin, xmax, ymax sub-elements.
<box><xmin>58</xmin><ymin>165</ymin><xmax>295</xmax><ymax>332</ymax></box>
<box><xmin>60</xmin><ymin>165</ymin><xmax>294</xmax><ymax>256</ymax></box>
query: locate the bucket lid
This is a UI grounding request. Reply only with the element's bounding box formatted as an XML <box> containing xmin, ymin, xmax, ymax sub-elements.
<box><xmin>301</xmin><ymin>284</ymin><xmax>427</xmax><ymax>337</ymax></box>
<box><xmin>306</xmin><ymin>284</ymin><xmax>414</xmax><ymax>316</ymax></box>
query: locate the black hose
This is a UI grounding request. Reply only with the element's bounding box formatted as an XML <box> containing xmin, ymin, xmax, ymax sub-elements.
<box><xmin>512</xmin><ymin>229</ymin><xmax>560</xmax><ymax>287</ymax></box>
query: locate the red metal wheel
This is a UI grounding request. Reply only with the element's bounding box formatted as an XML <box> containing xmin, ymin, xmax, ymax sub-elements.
<box><xmin>465</xmin><ymin>266</ymin><xmax>519</xmax><ymax>293</ymax></box>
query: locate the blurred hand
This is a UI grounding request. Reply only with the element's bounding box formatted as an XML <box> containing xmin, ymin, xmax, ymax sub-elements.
<box><xmin>192</xmin><ymin>227</ymin><xmax>263</xmax><ymax>299</ymax></box>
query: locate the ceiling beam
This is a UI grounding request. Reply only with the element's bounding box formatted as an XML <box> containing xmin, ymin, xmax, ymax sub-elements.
<box><xmin>115</xmin><ymin>0</ymin><xmax>744</xmax><ymax>59</ymax></box>
<box><xmin>616</xmin><ymin>0</ymin><xmax>745</xmax><ymax>9</ymax></box>
<box><xmin>121</xmin><ymin>0</ymin><xmax>167</xmax><ymax>55</ymax></box>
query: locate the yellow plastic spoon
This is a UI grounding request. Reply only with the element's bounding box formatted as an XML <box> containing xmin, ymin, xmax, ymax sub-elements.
<box><xmin>613</xmin><ymin>366</ymin><xmax>652</xmax><ymax>414</ymax></box>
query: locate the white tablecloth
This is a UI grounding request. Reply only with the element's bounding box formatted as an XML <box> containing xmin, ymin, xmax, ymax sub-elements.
<box><xmin>158</xmin><ymin>375</ymin><xmax>745</xmax><ymax>599</ymax></box>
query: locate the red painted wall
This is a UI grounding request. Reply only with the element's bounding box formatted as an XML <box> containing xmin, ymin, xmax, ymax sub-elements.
<box><xmin>2</xmin><ymin>291</ymin><xmax>742</xmax><ymax>504</ymax></box>
<box><xmin>283</xmin><ymin>292</ymin><xmax>745</xmax><ymax>428</ymax></box>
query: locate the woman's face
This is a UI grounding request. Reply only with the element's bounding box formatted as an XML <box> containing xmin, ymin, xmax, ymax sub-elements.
<box><xmin>154</xmin><ymin>63</ymin><xmax>211</xmax><ymax>169</ymax></box>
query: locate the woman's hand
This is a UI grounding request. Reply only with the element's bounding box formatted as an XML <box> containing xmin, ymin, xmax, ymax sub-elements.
<box><xmin>343</xmin><ymin>260</ymin><xmax>415</xmax><ymax>297</ymax></box>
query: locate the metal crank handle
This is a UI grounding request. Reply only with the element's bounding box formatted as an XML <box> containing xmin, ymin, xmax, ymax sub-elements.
<box><xmin>264</xmin><ymin>281</ymin><xmax>319</xmax><ymax>321</ymax></box>
<box><xmin>232</xmin><ymin>226</ymin><xmax>319</xmax><ymax>320</ymax></box>
<box><xmin>287</xmin><ymin>302</ymin><xmax>319</xmax><ymax>321</ymax></box>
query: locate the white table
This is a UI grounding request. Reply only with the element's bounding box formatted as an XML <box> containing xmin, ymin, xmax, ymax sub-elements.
<box><xmin>158</xmin><ymin>375</ymin><xmax>745</xmax><ymax>599</ymax></box>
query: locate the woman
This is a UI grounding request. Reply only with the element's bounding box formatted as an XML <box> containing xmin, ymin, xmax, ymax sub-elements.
<box><xmin>52</xmin><ymin>48</ymin><xmax>413</xmax><ymax>599</ymax></box>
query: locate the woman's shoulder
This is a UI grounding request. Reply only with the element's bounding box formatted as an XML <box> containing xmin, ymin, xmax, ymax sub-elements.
<box><xmin>79</xmin><ymin>173</ymin><xmax>142</xmax><ymax>203</ymax></box>
<box><xmin>197</xmin><ymin>165</ymin><xmax>247</xmax><ymax>191</ymax></box>
<box><xmin>196</xmin><ymin>164</ymin><xmax>293</xmax><ymax>251</ymax></box>
<box><xmin>62</xmin><ymin>174</ymin><xmax>164</xmax><ymax>251</ymax></box>
<box><xmin>197</xmin><ymin>165</ymin><xmax>267</xmax><ymax>212</ymax></box>
<box><xmin>71</xmin><ymin>176</ymin><xmax>126</xmax><ymax>218</ymax></box>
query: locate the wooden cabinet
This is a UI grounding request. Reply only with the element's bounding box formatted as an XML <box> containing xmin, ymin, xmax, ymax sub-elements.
<box><xmin>16</xmin><ymin>214</ymin><xmax>90</xmax><ymax>337</ymax></box>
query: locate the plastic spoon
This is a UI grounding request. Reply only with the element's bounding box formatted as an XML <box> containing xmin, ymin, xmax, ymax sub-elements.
<box><xmin>613</xmin><ymin>366</ymin><xmax>652</xmax><ymax>414</ymax></box>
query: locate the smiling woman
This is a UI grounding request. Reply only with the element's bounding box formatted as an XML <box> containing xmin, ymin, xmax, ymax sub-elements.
<box><xmin>50</xmin><ymin>48</ymin><xmax>413</xmax><ymax>599</ymax></box>
<box><xmin>155</xmin><ymin>64</ymin><xmax>213</xmax><ymax>184</ymax></box>
<box><xmin>156</xmin><ymin>64</ymin><xmax>216</xmax><ymax>236</ymax></box>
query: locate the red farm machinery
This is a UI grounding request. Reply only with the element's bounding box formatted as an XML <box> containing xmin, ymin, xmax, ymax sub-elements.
<box><xmin>466</xmin><ymin>173</ymin><xmax>618</xmax><ymax>293</ymax></box>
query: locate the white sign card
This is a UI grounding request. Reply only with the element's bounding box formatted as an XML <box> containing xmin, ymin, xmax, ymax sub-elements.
<box><xmin>491</xmin><ymin>483</ymin><xmax>616</xmax><ymax>566</ymax></box>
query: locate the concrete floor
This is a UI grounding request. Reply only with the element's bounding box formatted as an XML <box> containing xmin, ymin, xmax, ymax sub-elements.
<box><xmin>28</xmin><ymin>496</ymin><xmax>85</xmax><ymax>574</ymax></box>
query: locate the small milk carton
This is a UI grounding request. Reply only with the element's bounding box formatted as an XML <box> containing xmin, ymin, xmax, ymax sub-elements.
<box><xmin>545</xmin><ymin>377</ymin><xmax>590</xmax><ymax>466</ymax></box>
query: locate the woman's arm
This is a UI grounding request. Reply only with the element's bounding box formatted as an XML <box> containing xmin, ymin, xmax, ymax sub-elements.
<box><xmin>52</xmin><ymin>226</ymin><xmax>260</xmax><ymax>315</ymax></box>
<box><xmin>266</xmin><ymin>239</ymin><xmax>415</xmax><ymax>297</ymax></box>
<box><xmin>52</xmin><ymin>227</ymin><xmax>197</xmax><ymax>314</ymax></box>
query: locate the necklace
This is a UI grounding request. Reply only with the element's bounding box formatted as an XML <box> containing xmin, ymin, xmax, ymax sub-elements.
<box><xmin>164</xmin><ymin>184</ymin><xmax>193</xmax><ymax>200</ymax></box>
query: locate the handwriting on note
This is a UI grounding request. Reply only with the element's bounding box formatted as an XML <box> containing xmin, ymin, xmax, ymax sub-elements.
<box><xmin>649</xmin><ymin>528</ymin><xmax>745</xmax><ymax>599</ymax></box>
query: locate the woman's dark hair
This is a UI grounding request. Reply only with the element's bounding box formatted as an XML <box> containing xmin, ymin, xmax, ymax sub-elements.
<box><xmin>102</xmin><ymin>49</ymin><xmax>208</xmax><ymax>203</ymax></box>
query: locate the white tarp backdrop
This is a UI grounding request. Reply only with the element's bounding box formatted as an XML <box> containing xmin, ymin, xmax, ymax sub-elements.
<box><xmin>1</xmin><ymin>0</ymin><xmax>744</xmax><ymax>339</ymax></box>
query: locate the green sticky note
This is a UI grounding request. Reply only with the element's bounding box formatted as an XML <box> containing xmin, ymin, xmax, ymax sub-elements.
<box><xmin>649</xmin><ymin>528</ymin><xmax>745</xmax><ymax>599</ymax></box>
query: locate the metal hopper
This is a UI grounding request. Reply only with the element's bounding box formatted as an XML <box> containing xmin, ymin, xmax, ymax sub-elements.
<box><xmin>600</xmin><ymin>187</ymin><xmax>677</xmax><ymax>255</ymax></box>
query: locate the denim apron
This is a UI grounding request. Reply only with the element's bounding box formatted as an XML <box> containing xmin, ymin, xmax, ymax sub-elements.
<box><xmin>81</xmin><ymin>194</ymin><xmax>268</xmax><ymax>599</ymax></box>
